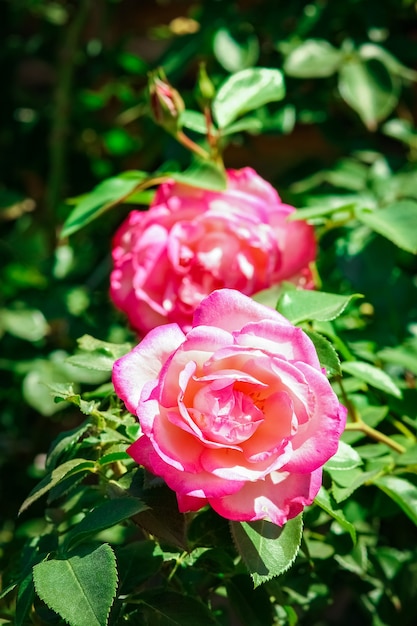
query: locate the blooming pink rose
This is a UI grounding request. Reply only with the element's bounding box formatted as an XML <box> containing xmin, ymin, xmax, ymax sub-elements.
<box><xmin>113</xmin><ymin>289</ymin><xmax>346</xmax><ymax>526</ymax></box>
<box><xmin>110</xmin><ymin>167</ymin><xmax>316</xmax><ymax>335</ymax></box>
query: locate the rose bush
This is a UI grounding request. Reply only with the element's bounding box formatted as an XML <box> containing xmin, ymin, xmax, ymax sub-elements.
<box><xmin>110</xmin><ymin>167</ymin><xmax>316</xmax><ymax>335</ymax></box>
<box><xmin>113</xmin><ymin>289</ymin><xmax>346</xmax><ymax>525</ymax></box>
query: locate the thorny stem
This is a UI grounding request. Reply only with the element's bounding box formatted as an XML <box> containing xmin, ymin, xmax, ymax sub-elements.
<box><xmin>337</xmin><ymin>377</ymin><xmax>406</xmax><ymax>454</ymax></box>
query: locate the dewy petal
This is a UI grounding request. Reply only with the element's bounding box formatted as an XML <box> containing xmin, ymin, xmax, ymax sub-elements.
<box><xmin>128</xmin><ymin>435</ymin><xmax>244</xmax><ymax>499</ymax></box>
<box><xmin>192</xmin><ymin>289</ymin><xmax>291</xmax><ymax>333</ymax></box>
<box><xmin>112</xmin><ymin>324</ymin><xmax>185</xmax><ymax>414</ymax></box>
<box><xmin>209</xmin><ymin>467</ymin><xmax>323</xmax><ymax>525</ymax></box>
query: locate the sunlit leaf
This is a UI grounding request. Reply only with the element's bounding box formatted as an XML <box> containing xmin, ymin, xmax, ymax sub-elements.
<box><xmin>61</xmin><ymin>172</ymin><xmax>148</xmax><ymax>238</ymax></box>
<box><xmin>330</xmin><ymin>467</ymin><xmax>381</xmax><ymax>503</ymax></box>
<box><xmin>179</xmin><ymin>110</ymin><xmax>207</xmax><ymax>134</ymax></box>
<box><xmin>378</xmin><ymin>344</ymin><xmax>417</xmax><ymax>377</ymax></box>
<box><xmin>338</xmin><ymin>57</ymin><xmax>400</xmax><ymax>129</ymax></box>
<box><xmin>359</xmin><ymin>43</ymin><xmax>417</xmax><ymax>82</ymax></box>
<box><xmin>374</xmin><ymin>475</ymin><xmax>417</xmax><ymax>526</ymax></box>
<box><xmin>46</xmin><ymin>421</ymin><xmax>91</xmax><ymax>470</ymax></box>
<box><xmin>314</xmin><ymin>487</ymin><xmax>356</xmax><ymax>543</ymax></box>
<box><xmin>15</xmin><ymin>574</ymin><xmax>35</xmax><ymax>626</ymax></box>
<box><xmin>231</xmin><ymin>515</ymin><xmax>303</xmax><ymax>587</ymax></box>
<box><xmin>213</xmin><ymin>27</ymin><xmax>260</xmax><ymax>73</ymax></box>
<box><xmin>277</xmin><ymin>289</ymin><xmax>361</xmax><ymax>324</ymax></box>
<box><xmin>19</xmin><ymin>459</ymin><xmax>96</xmax><ymax>514</ymax></box>
<box><xmin>341</xmin><ymin>361</ymin><xmax>402</xmax><ymax>397</ymax></box>
<box><xmin>0</xmin><ymin>308</ymin><xmax>48</xmax><ymax>342</ymax></box>
<box><xmin>325</xmin><ymin>440</ymin><xmax>363</xmax><ymax>471</ymax></box>
<box><xmin>356</xmin><ymin>201</ymin><xmax>417</xmax><ymax>254</ymax></box>
<box><xmin>213</xmin><ymin>68</ymin><xmax>285</xmax><ymax>128</ymax></box>
<box><xmin>64</xmin><ymin>498</ymin><xmax>148</xmax><ymax>550</ymax></box>
<box><xmin>304</xmin><ymin>330</ymin><xmax>342</xmax><ymax>377</ymax></box>
<box><xmin>170</xmin><ymin>160</ymin><xmax>227</xmax><ymax>190</ymax></box>
<box><xmin>33</xmin><ymin>544</ymin><xmax>117</xmax><ymax>626</ymax></box>
<box><xmin>284</xmin><ymin>39</ymin><xmax>342</xmax><ymax>77</ymax></box>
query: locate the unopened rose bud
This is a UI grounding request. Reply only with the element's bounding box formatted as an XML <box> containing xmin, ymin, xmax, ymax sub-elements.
<box><xmin>148</xmin><ymin>69</ymin><xmax>185</xmax><ymax>134</ymax></box>
<box><xmin>195</xmin><ymin>62</ymin><xmax>215</xmax><ymax>110</ymax></box>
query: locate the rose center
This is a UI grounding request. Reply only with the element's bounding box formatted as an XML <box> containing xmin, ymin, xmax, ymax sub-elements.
<box><xmin>191</xmin><ymin>382</ymin><xmax>264</xmax><ymax>445</ymax></box>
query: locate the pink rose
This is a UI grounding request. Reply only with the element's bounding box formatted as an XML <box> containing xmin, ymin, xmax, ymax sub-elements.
<box><xmin>113</xmin><ymin>289</ymin><xmax>346</xmax><ymax>526</ymax></box>
<box><xmin>110</xmin><ymin>167</ymin><xmax>316</xmax><ymax>335</ymax></box>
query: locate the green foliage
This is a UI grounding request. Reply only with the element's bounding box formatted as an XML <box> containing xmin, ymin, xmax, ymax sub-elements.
<box><xmin>212</xmin><ymin>68</ymin><xmax>285</xmax><ymax>128</ymax></box>
<box><xmin>2</xmin><ymin>1</ymin><xmax>417</xmax><ymax>625</ymax></box>
<box><xmin>33</xmin><ymin>544</ymin><xmax>118</xmax><ymax>626</ymax></box>
<box><xmin>231</xmin><ymin>516</ymin><xmax>304</xmax><ymax>587</ymax></box>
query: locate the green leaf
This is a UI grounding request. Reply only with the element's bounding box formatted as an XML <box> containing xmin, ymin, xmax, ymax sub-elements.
<box><xmin>67</xmin><ymin>335</ymin><xmax>132</xmax><ymax>372</ymax></box>
<box><xmin>356</xmin><ymin>201</ymin><xmax>417</xmax><ymax>254</ymax></box>
<box><xmin>374</xmin><ymin>475</ymin><xmax>417</xmax><ymax>526</ymax></box>
<box><xmin>325</xmin><ymin>440</ymin><xmax>363</xmax><ymax>471</ymax></box>
<box><xmin>46</xmin><ymin>421</ymin><xmax>91</xmax><ymax>470</ymax></box>
<box><xmin>383</xmin><ymin>118</ymin><xmax>417</xmax><ymax>148</ymax></box>
<box><xmin>213</xmin><ymin>27</ymin><xmax>260</xmax><ymax>73</ymax></box>
<box><xmin>230</xmin><ymin>515</ymin><xmax>303</xmax><ymax>587</ymax></box>
<box><xmin>77</xmin><ymin>335</ymin><xmax>132</xmax><ymax>357</ymax></box>
<box><xmin>170</xmin><ymin>160</ymin><xmax>227</xmax><ymax>191</ymax></box>
<box><xmin>221</xmin><ymin>116</ymin><xmax>263</xmax><ymax>136</ymax></box>
<box><xmin>64</xmin><ymin>497</ymin><xmax>148</xmax><ymax>550</ymax></box>
<box><xmin>396</xmin><ymin>444</ymin><xmax>417</xmax><ymax>466</ymax></box>
<box><xmin>0</xmin><ymin>308</ymin><xmax>49</xmax><ymax>342</ymax></box>
<box><xmin>98</xmin><ymin>449</ymin><xmax>131</xmax><ymax>466</ymax></box>
<box><xmin>15</xmin><ymin>574</ymin><xmax>35</xmax><ymax>626</ymax></box>
<box><xmin>213</xmin><ymin>68</ymin><xmax>285</xmax><ymax>129</ymax></box>
<box><xmin>359</xmin><ymin>43</ymin><xmax>417</xmax><ymax>82</ymax></box>
<box><xmin>341</xmin><ymin>361</ymin><xmax>402</xmax><ymax>398</ymax></box>
<box><xmin>338</xmin><ymin>57</ymin><xmax>400</xmax><ymax>130</ymax></box>
<box><xmin>19</xmin><ymin>459</ymin><xmax>96</xmax><ymax>514</ymax></box>
<box><xmin>33</xmin><ymin>544</ymin><xmax>118</xmax><ymax>626</ymax></box>
<box><xmin>304</xmin><ymin>330</ymin><xmax>342</xmax><ymax>377</ymax></box>
<box><xmin>61</xmin><ymin>172</ymin><xmax>147</xmax><ymax>237</ymax></box>
<box><xmin>330</xmin><ymin>467</ymin><xmax>381</xmax><ymax>503</ymax></box>
<box><xmin>66</xmin><ymin>353</ymin><xmax>117</xmax><ymax>372</ymax></box>
<box><xmin>116</xmin><ymin>541</ymin><xmax>164</xmax><ymax>594</ymax></box>
<box><xmin>378</xmin><ymin>344</ymin><xmax>417</xmax><ymax>377</ymax></box>
<box><xmin>277</xmin><ymin>289</ymin><xmax>361</xmax><ymax>324</ymax></box>
<box><xmin>252</xmin><ymin>285</ymin><xmax>283</xmax><ymax>309</ymax></box>
<box><xmin>283</xmin><ymin>39</ymin><xmax>342</xmax><ymax>78</ymax></box>
<box><xmin>137</xmin><ymin>590</ymin><xmax>220</xmax><ymax>625</ymax></box>
<box><xmin>179</xmin><ymin>110</ymin><xmax>207</xmax><ymax>134</ymax></box>
<box><xmin>314</xmin><ymin>487</ymin><xmax>356</xmax><ymax>543</ymax></box>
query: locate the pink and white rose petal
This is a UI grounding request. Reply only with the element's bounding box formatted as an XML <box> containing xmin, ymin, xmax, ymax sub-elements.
<box><xmin>110</xmin><ymin>167</ymin><xmax>316</xmax><ymax>335</ymax></box>
<box><xmin>113</xmin><ymin>289</ymin><xmax>346</xmax><ymax>526</ymax></box>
